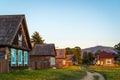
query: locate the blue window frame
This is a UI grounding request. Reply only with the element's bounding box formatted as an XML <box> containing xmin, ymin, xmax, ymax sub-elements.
<box><xmin>10</xmin><ymin>48</ymin><xmax>16</xmax><ymax>65</ymax></box>
<box><xmin>18</xmin><ymin>50</ymin><xmax>22</xmax><ymax>65</ymax></box>
<box><xmin>24</xmin><ymin>51</ymin><xmax>28</xmax><ymax>65</ymax></box>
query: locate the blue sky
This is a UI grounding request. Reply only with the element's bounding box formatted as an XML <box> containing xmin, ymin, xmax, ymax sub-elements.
<box><xmin>0</xmin><ymin>0</ymin><xmax>120</xmax><ymax>48</ymax></box>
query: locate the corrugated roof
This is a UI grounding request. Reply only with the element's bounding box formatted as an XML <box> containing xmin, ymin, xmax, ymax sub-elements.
<box><xmin>30</xmin><ymin>44</ymin><xmax>56</xmax><ymax>56</ymax></box>
<box><xmin>56</xmin><ymin>49</ymin><xmax>66</xmax><ymax>58</ymax></box>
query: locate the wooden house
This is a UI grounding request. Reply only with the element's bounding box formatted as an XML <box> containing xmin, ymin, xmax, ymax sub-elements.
<box><xmin>0</xmin><ymin>15</ymin><xmax>32</xmax><ymax>73</ymax></box>
<box><xmin>56</xmin><ymin>49</ymin><xmax>66</xmax><ymax>68</ymax></box>
<box><xmin>66</xmin><ymin>55</ymin><xmax>74</xmax><ymax>67</ymax></box>
<box><xmin>29</xmin><ymin>44</ymin><xmax>56</xmax><ymax>70</ymax></box>
<box><xmin>95</xmin><ymin>51</ymin><xmax>115</xmax><ymax>66</ymax></box>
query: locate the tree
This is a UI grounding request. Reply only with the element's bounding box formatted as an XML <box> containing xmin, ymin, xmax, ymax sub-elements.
<box><xmin>88</xmin><ymin>52</ymin><xmax>94</xmax><ymax>64</ymax></box>
<box><xmin>114</xmin><ymin>42</ymin><xmax>120</xmax><ymax>50</ymax></box>
<box><xmin>66</xmin><ymin>47</ymin><xmax>73</xmax><ymax>55</ymax></box>
<box><xmin>31</xmin><ymin>31</ymin><xmax>44</xmax><ymax>44</ymax></box>
<box><xmin>73</xmin><ymin>47</ymin><xmax>82</xmax><ymax>64</ymax></box>
<box><xmin>82</xmin><ymin>51</ymin><xmax>88</xmax><ymax>64</ymax></box>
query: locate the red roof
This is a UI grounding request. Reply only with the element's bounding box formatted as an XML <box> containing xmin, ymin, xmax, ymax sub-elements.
<box><xmin>95</xmin><ymin>51</ymin><xmax>114</xmax><ymax>58</ymax></box>
<box><xmin>56</xmin><ymin>49</ymin><xmax>66</xmax><ymax>59</ymax></box>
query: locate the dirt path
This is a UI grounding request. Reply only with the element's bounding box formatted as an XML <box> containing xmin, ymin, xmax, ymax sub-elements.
<box><xmin>81</xmin><ymin>71</ymin><xmax>105</xmax><ymax>80</ymax></box>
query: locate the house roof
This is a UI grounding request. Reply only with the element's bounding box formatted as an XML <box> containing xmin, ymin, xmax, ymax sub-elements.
<box><xmin>95</xmin><ymin>51</ymin><xmax>114</xmax><ymax>58</ymax></box>
<box><xmin>0</xmin><ymin>15</ymin><xmax>32</xmax><ymax>49</ymax></box>
<box><xmin>30</xmin><ymin>44</ymin><xmax>56</xmax><ymax>56</ymax></box>
<box><xmin>66</xmin><ymin>55</ymin><xmax>74</xmax><ymax>60</ymax></box>
<box><xmin>56</xmin><ymin>49</ymin><xmax>66</xmax><ymax>59</ymax></box>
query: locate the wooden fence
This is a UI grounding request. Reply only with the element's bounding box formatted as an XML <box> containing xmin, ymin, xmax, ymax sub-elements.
<box><xmin>0</xmin><ymin>60</ymin><xmax>9</xmax><ymax>73</ymax></box>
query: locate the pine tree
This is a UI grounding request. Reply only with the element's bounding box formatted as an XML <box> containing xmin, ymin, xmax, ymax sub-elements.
<box><xmin>31</xmin><ymin>31</ymin><xmax>44</xmax><ymax>44</ymax></box>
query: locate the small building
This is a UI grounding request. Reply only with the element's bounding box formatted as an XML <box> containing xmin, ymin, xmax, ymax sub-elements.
<box><xmin>66</xmin><ymin>55</ymin><xmax>74</xmax><ymax>66</ymax></box>
<box><xmin>95</xmin><ymin>51</ymin><xmax>115</xmax><ymax>66</ymax></box>
<box><xmin>0</xmin><ymin>15</ymin><xmax>32</xmax><ymax>73</ymax></box>
<box><xmin>29</xmin><ymin>44</ymin><xmax>56</xmax><ymax>70</ymax></box>
<box><xmin>56</xmin><ymin>49</ymin><xmax>66</xmax><ymax>68</ymax></box>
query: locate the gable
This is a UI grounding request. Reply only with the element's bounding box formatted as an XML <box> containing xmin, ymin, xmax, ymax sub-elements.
<box><xmin>12</xmin><ymin>24</ymin><xmax>28</xmax><ymax>49</ymax></box>
<box><xmin>0</xmin><ymin>15</ymin><xmax>22</xmax><ymax>45</ymax></box>
<box><xmin>0</xmin><ymin>15</ymin><xmax>32</xmax><ymax>50</ymax></box>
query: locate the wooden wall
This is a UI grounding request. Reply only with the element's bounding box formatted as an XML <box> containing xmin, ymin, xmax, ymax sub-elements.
<box><xmin>0</xmin><ymin>60</ymin><xmax>9</xmax><ymax>73</ymax></box>
<box><xmin>56</xmin><ymin>58</ymin><xmax>66</xmax><ymax>69</ymax></box>
<box><xmin>29</xmin><ymin>56</ymin><xmax>51</xmax><ymax>70</ymax></box>
<box><xmin>66</xmin><ymin>60</ymin><xmax>72</xmax><ymax>67</ymax></box>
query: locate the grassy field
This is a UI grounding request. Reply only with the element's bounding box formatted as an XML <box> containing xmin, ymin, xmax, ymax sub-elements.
<box><xmin>88</xmin><ymin>65</ymin><xmax>120</xmax><ymax>80</ymax></box>
<box><xmin>0</xmin><ymin>66</ymin><xmax>86</xmax><ymax>80</ymax></box>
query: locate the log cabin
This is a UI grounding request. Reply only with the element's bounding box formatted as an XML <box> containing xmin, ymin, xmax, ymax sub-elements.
<box><xmin>0</xmin><ymin>15</ymin><xmax>32</xmax><ymax>73</ymax></box>
<box><xmin>29</xmin><ymin>44</ymin><xmax>56</xmax><ymax>70</ymax></box>
<box><xmin>56</xmin><ymin>49</ymin><xmax>66</xmax><ymax>68</ymax></box>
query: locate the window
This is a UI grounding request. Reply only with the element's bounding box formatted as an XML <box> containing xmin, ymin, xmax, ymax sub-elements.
<box><xmin>18</xmin><ymin>34</ymin><xmax>22</xmax><ymax>46</ymax></box>
<box><xmin>106</xmin><ymin>59</ymin><xmax>112</xmax><ymax>64</ymax></box>
<box><xmin>50</xmin><ymin>57</ymin><xmax>55</xmax><ymax>66</ymax></box>
<box><xmin>10</xmin><ymin>48</ymin><xmax>16</xmax><ymax>65</ymax></box>
<box><xmin>24</xmin><ymin>51</ymin><xmax>28</xmax><ymax>65</ymax></box>
<box><xmin>63</xmin><ymin>60</ymin><xmax>66</xmax><ymax>65</ymax></box>
<box><xmin>18</xmin><ymin>50</ymin><xmax>22</xmax><ymax>65</ymax></box>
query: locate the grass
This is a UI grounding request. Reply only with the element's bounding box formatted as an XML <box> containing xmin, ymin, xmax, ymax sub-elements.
<box><xmin>0</xmin><ymin>66</ymin><xmax>86</xmax><ymax>80</ymax></box>
<box><xmin>88</xmin><ymin>65</ymin><xmax>120</xmax><ymax>80</ymax></box>
<box><xmin>93</xmin><ymin>75</ymin><xmax>99</xmax><ymax>80</ymax></box>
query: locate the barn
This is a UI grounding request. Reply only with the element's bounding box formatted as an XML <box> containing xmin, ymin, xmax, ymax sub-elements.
<box><xmin>0</xmin><ymin>15</ymin><xmax>32</xmax><ymax>73</ymax></box>
<box><xmin>29</xmin><ymin>44</ymin><xmax>56</xmax><ymax>70</ymax></box>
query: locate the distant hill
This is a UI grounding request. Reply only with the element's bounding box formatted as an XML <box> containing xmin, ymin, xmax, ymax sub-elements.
<box><xmin>82</xmin><ymin>45</ymin><xmax>118</xmax><ymax>55</ymax></box>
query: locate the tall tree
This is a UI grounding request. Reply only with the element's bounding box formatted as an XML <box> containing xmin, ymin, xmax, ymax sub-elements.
<box><xmin>31</xmin><ymin>31</ymin><xmax>44</xmax><ymax>44</ymax></box>
<box><xmin>82</xmin><ymin>51</ymin><xmax>88</xmax><ymax>64</ymax></box>
<box><xmin>88</xmin><ymin>52</ymin><xmax>94</xmax><ymax>64</ymax></box>
<box><xmin>73</xmin><ymin>47</ymin><xmax>82</xmax><ymax>64</ymax></box>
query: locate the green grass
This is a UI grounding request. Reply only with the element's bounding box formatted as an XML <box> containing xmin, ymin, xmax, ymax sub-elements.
<box><xmin>93</xmin><ymin>75</ymin><xmax>99</xmax><ymax>80</ymax></box>
<box><xmin>88</xmin><ymin>66</ymin><xmax>120</xmax><ymax>80</ymax></box>
<box><xmin>0</xmin><ymin>66</ymin><xmax>86</xmax><ymax>80</ymax></box>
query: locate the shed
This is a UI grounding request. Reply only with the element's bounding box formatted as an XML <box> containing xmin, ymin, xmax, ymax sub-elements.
<box><xmin>29</xmin><ymin>44</ymin><xmax>56</xmax><ymax>69</ymax></box>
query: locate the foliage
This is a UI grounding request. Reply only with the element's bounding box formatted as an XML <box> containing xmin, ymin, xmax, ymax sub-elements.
<box><xmin>0</xmin><ymin>66</ymin><xmax>86</xmax><ymax>80</ymax></box>
<box><xmin>66</xmin><ymin>46</ymin><xmax>82</xmax><ymax>64</ymax></box>
<box><xmin>82</xmin><ymin>52</ymin><xmax>94</xmax><ymax>64</ymax></box>
<box><xmin>114</xmin><ymin>42</ymin><xmax>120</xmax><ymax>50</ymax></box>
<box><xmin>66</xmin><ymin>47</ymin><xmax>73</xmax><ymax>55</ymax></box>
<box><xmin>31</xmin><ymin>31</ymin><xmax>44</xmax><ymax>44</ymax></box>
<box><xmin>74</xmin><ymin>47</ymin><xmax>82</xmax><ymax>64</ymax></box>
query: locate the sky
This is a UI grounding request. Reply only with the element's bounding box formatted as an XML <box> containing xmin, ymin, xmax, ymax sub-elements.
<box><xmin>0</xmin><ymin>0</ymin><xmax>120</xmax><ymax>49</ymax></box>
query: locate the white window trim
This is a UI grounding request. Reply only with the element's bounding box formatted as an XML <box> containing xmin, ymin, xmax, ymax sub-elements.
<box><xmin>50</xmin><ymin>57</ymin><xmax>55</xmax><ymax>66</ymax></box>
<box><xmin>106</xmin><ymin>59</ymin><xmax>112</xmax><ymax>64</ymax></box>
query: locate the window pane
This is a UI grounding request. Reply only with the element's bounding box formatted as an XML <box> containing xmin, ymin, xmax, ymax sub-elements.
<box><xmin>18</xmin><ymin>50</ymin><xmax>22</xmax><ymax>65</ymax></box>
<box><xmin>24</xmin><ymin>51</ymin><xmax>28</xmax><ymax>65</ymax></box>
<box><xmin>11</xmin><ymin>48</ymin><xmax>16</xmax><ymax>65</ymax></box>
